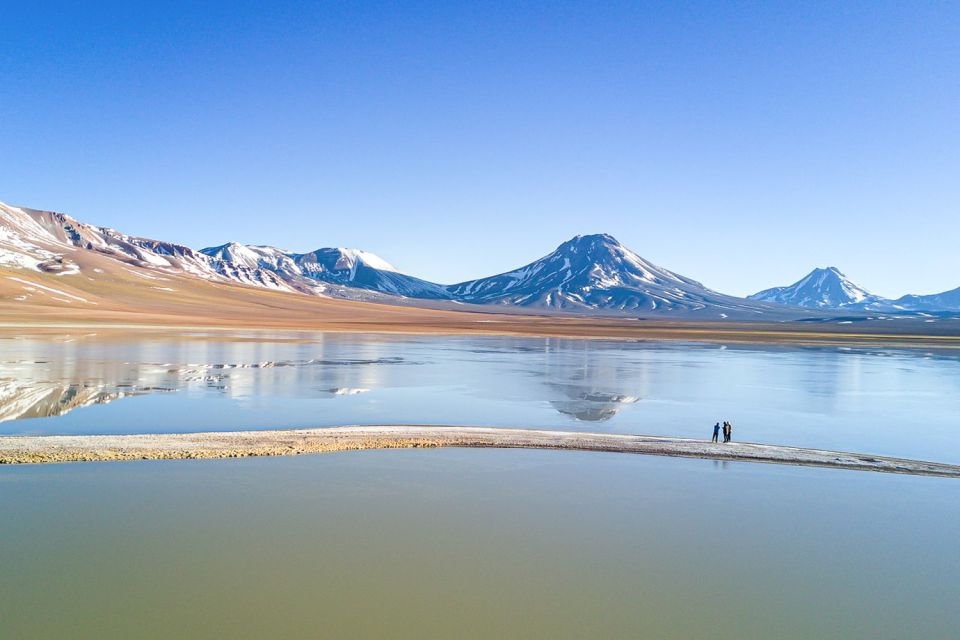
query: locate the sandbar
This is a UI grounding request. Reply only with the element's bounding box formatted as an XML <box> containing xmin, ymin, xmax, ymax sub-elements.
<box><xmin>1</xmin><ymin>425</ymin><xmax>957</xmax><ymax>478</ymax></box>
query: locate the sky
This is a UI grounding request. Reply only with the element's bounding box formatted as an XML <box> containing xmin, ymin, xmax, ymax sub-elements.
<box><xmin>0</xmin><ymin>1</ymin><xmax>957</xmax><ymax>297</ymax></box>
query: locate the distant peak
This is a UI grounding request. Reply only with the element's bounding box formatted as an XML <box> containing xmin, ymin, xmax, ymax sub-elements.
<box><xmin>566</xmin><ymin>233</ymin><xmax>619</xmax><ymax>244</ymax></box>
<box><xmin>558</xmin><ymin>233</ymin><xmax>623</xmax><ymax>253</ymax></box>
<box><xmin>201</xmin><ymin>241</ymin><xmax>246</xmax><ymax>255</ymax></box>
<box><xmin>333</xmin><ymin>247</ymin><xmax>397</xmax><ymax>272</ymax></box>
<box><xmin>749</xmin><ymin>265</ymin><xmax>876</xmax><ymax>309</ymax></box>
<box><xmin>800</xmin><ymin>266</ymin><xmax>843</xmax><ymax>278</ymax></box>
<box><xmin>200</xmin><ymin>241</ymin><xmax>229</xmax><ymax>252</ymax></box>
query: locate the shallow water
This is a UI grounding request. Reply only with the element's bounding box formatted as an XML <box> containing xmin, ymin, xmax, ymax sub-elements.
<box><xmin>2</xmin><ymin>332</ymin><xmax>959</xmax><ymax>462</ymax></box>
<box><xmin>1</xmin><ymin>449</ymin><xmax>958</xmax><ymax>639</ymax></box>
<box><xmin>2</xmin><ymin>333</ymin><xmax>959</xmax><ymax>638</ymax></box>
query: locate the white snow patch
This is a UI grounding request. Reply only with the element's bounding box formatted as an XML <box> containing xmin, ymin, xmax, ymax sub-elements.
<box><xmin>53</xmin><ymin>263</ymin><xmax>81</xmax><ymax>276</ymax></box>
<box><xmin>343</xmin><ymin>248</ymin><xmax>397</xmax><ymax>272</ymax></box>
<box><xmin>7</xmin><ymin>277</ymin><xmax>96</xmax><ymax>304</ymax></box>
<box><xmin>124</xmin><ymin>268</ymin><xmax>162</xmax><ymax>280</ymax></box>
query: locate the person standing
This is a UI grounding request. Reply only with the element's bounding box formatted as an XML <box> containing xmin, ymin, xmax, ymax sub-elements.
<box><xmin>712</xmin><ymin>422</ymin><xmax>721</xmax><ymax>443</ymax></box>
<box><xmin>725</xmin><ymin>421</ymin><xmax>733</xmax><ymax>443</ymax></box>
<box><xmin>722</xmin><ymin>421</ymin><xmax>730</xmax><ymax>443</ymax></box>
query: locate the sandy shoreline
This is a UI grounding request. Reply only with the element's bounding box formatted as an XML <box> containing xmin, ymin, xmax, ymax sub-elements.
<box><xmin>1</xmin><ymin>425</ymin><xmax>957</xmax><ymax>477</ymax></box>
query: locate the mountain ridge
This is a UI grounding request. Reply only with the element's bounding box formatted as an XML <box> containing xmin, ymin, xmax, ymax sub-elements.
<box><xmin>749</xmin><ymin>267</ymin><xmax>960</xmax><ymax>313</ymax></box>
<box><xmin>3</xmin><ymin>199</ymin><xmax>958</xmax><ymax>316</ymax></box>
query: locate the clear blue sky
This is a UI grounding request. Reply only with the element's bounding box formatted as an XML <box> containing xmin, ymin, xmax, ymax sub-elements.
<box><xmin>1</xmin><ymin>1</ymin><xmax>957</xmax><ymax>296</ymax></box>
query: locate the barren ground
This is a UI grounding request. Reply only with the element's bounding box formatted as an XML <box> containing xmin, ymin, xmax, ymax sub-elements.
<box><xmin>3</xmin><ymin>263</ymin><xmax>960</xmax><ymax>348</ymax></box>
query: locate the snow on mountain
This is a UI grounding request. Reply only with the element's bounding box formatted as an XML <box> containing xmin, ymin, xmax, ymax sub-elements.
<box><xmin>0</xmin><ymin>203</ymin><xmax>303</xmax><ymax>294</ymax></box>
<box><xmin>6</xmin><ymin>198</ymin><xmax>955</xmax><ymax>316</ymax></box>
<box><xmin>747</xmin><ymin>267</ymin><xmax>886</xmax><ymax>309</ymax></box>
<box><xmin>30</xmin><ymin>209</ymin><xmax>219</xmax><ymax>276</ymax></box>
<box><xmin>202</xmin><ymin>242</ymin><xmax>299</xmax><ymax>273</ymax></box>
<box><xmin>446</xmin><ymin>233</ymin><xmax>772</xmax><ymax>315</ymax></box>
<box><xmin>747</xmin><ymin>267</ymin><xmax>960</xmax><ymax>313</ymax></box>
<box><xmin>892</xmin><ymin>287</ymin><xmax>960</xmax><ymax>313</ymax></box>
<box><xmin>0</xmin><ymin>202</ymin><xmax>73</xmax><ymax>272</ymax></box>
<box><xmin>199</xmin><ymin>244</ymin><xmax>450</xmax><ymax>299</ymax></box>
<box><xmin>0</xmin><ymin>200</ymin><xmax>447</xmax><ymax>302</ymax></box>
<box><xmin>290</xmin><ymin>248</ymin><xmax>444</xmax><ymax>297</ymax></box>
<box><xmin>332</xmin><ymin>248</ymin><xmax>397</xmax><ymax>273</ymax></box>
<box><xmin>5</xmin><ymin>204</ymin><xmax>240</xmax><ymax>279</ymax></box>
<box><xmin>199</xmin><ymin>242</ymin><xmax>303</xmax><ymax>292</ymax></box>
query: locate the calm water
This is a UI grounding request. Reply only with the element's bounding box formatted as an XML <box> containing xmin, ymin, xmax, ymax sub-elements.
<box><xmin>1</xmin><ymin>332</ymin><xmax>958</xmax><ymax>638</ymax></box>
<box><xmin>2</xmin><ymin>332</ymin><xmax>959</xmax><ymax>462</ymax></box>
<box><xmin>1</xmin><ymin>450</ymin><xmax>958</xmax><ymax>639</ymax></box>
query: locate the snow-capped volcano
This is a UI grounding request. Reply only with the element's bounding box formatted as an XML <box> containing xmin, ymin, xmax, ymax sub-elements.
<box><xmin>748</xmin><ymin>267</ymin><xmax>884</xmax><ymax>309</ymax></box>
<box><xmin>748</xmin><ymin>268</ymin><xmax>960</xmax><ymax>313</ymax></box>
<box><xmin>447</xmin><ymin>233</ymin><xmax>770</xmax><ymax>314</ymax></box>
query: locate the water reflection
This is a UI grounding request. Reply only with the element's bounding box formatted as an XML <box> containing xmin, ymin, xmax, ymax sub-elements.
<box><xmin>0</xmin><ymin>353</ymin><xmax>407</xmax><ymax>422</ymax></box>
<box><xmin>0</xmin><ymin>336</ymin><xmax>655</xmax><ymax>424</ymax></box>
<box><xmin>538</xmin><ymin>339</ymin><xmax>645</xmax><ymax>421</ymax></box>
<box><xmin>0</xmin><ymin>333</ymin><xmax>959</xmax><ymax>463</ymax></box>
<box><xmin>551</xmin><ymin>393</ymin><xmax>640</xmax><ymax>422</ymax></box>
<box><xmin>0</xmin><ymin>381</ymin><xmax>130</xmax><ymax>422</ymax></box>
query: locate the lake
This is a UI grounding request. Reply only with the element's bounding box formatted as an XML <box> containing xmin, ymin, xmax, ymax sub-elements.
<box><xmin>2</xmin><ymin>332</ymin><xmax>959</xmax><ymax>462</ymax></box>
<box><xmin>1</xmin><ymin>332</ymin><xmax>958</xmax><ymax>638</ymax></box>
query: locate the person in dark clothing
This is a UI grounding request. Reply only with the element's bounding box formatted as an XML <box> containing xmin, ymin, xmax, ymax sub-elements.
<box><xmin>724</xmin><ymin>421</ymin><xmax>733</xmax><ymax>443</ymax></box>
<box><xmin>712</xmin><ymin>422</ymin><xmax>721</xmax><ymax>443</ymax></box>
<box><xmin>722</xmin><ymin>421</ymin><xmax>729</xmax><ymax>443</ymax></box>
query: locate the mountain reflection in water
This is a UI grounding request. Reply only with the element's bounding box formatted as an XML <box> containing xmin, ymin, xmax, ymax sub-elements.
<box><xmin>2</xmin><ymin>333</ymin><xmax>960</xmax><ymax>465</ymax></box>
<box><xmin>0</xmin><ymin>335</ymin><xmax>648</xmax><ymax>424</ymax></box>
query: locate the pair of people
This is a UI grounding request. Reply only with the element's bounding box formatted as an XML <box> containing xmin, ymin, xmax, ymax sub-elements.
<box><xmin>711</xmin><ymin>421</ymin><xmax>733</xmax><ymax>443</ymax></box>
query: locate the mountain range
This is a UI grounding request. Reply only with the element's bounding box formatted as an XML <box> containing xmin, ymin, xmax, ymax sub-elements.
<box><xmin>447</xmin><ymin>233</ymin><xmax>777</xmax><ymax>315</ymax></box>
<box><xmin>748</xmin><ymin>267</ymin><xmax>960</xmax><ymax>313</ymax></box>
<box><xmin>1</xmin><ymin>199</ymin><xmax>957</xmax><ymax>318</ymax></box>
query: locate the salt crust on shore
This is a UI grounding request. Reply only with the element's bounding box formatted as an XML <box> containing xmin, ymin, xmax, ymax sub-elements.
<box><xmin>1</xmin><ymin>426</ymin><xmax>958</xmax><ymax>478</ymax></box>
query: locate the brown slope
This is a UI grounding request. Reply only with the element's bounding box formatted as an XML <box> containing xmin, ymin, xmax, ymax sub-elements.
<box><xmin>3</xmin><ymin>248</ymin><xmax>960</xmax><ymax>348</ymax></box>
